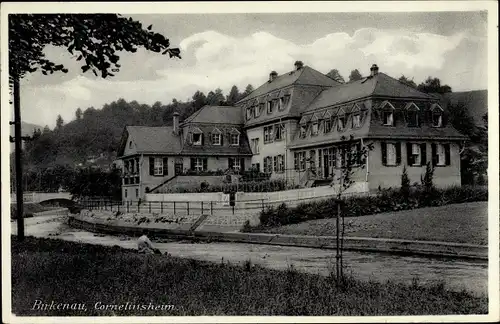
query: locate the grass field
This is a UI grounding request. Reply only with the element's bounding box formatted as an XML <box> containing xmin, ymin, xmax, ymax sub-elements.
<box><xmin>258</xmin><ymin>202</ymin><xmax>488</xmax><ymax>245</ymax></box>
<box><xmin>11</xmin><ymin>237</ymin><xmax>487</xmax><ymax>316</ymax></box>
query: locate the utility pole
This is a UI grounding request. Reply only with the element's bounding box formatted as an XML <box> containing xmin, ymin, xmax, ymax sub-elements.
<box><xmin>12</xmin><ymin>76</ymin><xmax>25</xmax><ymax>241</ymax></box>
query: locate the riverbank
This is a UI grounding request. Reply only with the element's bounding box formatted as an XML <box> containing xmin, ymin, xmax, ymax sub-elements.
<box><xmin>11</xmin><ymin>236</ymin><xmax>487</xmax><ymax>316</ymax></box>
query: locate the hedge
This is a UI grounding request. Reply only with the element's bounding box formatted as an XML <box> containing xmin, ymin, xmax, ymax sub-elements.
<box><xmin>245</xmin><ymin>185</ymin><xmax>488</xmax><ymax>230</ymax></box>
<box><xmin>161</xmin><ymin>179</ymin><xmax>299</xmax><ymax>194</ymax></box>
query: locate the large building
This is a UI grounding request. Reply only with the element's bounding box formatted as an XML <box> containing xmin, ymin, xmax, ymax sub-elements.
<box><xmin>117</xmin><ymin>62</ymin><xmax>467</xmax><ymax>201</ymax></box>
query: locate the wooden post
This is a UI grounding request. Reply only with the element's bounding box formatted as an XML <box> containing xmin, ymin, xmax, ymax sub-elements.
<box><xmin>137</xmin><ymin>200</ymin><xmax>140</xmax><ymax>213</ymax></box>
<box><xmin>127</xmin><ymin>201</ymin><xmax>129</xmax><ymax>213</ymax></box>
<box><xmin>336</xmin><ymin>199</ymin><xmax>341</xmax><ymax>282</ymax></box>
<box><xmin>187</xmin><ymin>202</ymin><xmax>190</xmax><ymax>215</ymax></box>
<box><xmin>201</xmin><ymin>201</ymin><xmax>204</xmax><ymax>215</ymax></box>
<box><xmin>174</xmin><ymin>201</ymin><xmax>176</xmax><ymax>214</ymax></box>
<box><xmin>161</xmin><ymin>201</ymin><xmax>163</xmax><ymax>213</ymax></box>
<box><xmin>211</xmin><ymin>201</ymin><xmax>213</xmax><ymax>215</ymax></box>
<box><xmin>149</xmin><ymin>201</ymin><xmax>151</xmax><ymax>213</ymax></box>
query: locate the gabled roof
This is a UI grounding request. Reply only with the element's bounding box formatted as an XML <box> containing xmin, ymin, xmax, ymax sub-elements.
<box><xmin>237</xmin><ymin>66</ymin><xmax>341</xmax><ymax>103</ymax></box>
<box><xmin>118</xmin><ymin>126</ymin><xmax>182</xmax><ymax>156</ymax></box>
<box><xmin>305</xmin><ymin>72</ymin><xmax>434</xmax><ymax>112</ymax></box>
<box><xmin>182</xmin><ymin>105</ymin><xmax>243</xmax><ymax>125</ymax></box>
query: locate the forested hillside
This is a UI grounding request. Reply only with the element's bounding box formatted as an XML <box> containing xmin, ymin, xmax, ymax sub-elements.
<box><xmin>19</xmin><ymin>84</ymin><xmax>254</xmax><ymax>171</ymax></box>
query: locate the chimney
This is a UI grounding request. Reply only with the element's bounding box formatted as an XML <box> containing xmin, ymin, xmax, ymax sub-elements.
<box><xmin>269</xmin><ymin>71</ymin><xmax>278</xmax><ymax>82</ymax></box>
<box><xmin>173</xmin><ymin>111</ymin><xmax>180</xmax><ymax>135</ymax></box>
<box><xmin>370</xmin><ymin>64</ymin><xmax>379</xmax><ymax>76</ymax></box>
<box><xmin>294</xmin><ymin>60</ymin><xmax>304</xmax><ymax>70</ymax></box>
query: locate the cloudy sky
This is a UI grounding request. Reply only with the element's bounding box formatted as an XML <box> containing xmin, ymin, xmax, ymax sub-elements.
<box><xmin>14</xmin><ymin>10</ymin><xmax>488</xmax><ymax>128</ymax></box>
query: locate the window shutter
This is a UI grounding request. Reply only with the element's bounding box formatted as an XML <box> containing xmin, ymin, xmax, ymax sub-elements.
<box><xmin>163</xmin><ymin>157</ymin><xmax>168</xmax><ymax>175</ymax></box>
<box><xmin>273</xmin><ymin>156</ymin><xmax>277</xmax><ymax>172</ymax></box>
<box><xmin>431</xmin><ymin>143</ymin><xmax>437</xmax><ymax>166</ymax></box>
<box><xmin>149</xmin><ymin>157</ymin><xmax>154</xmax><ymax>175</ymax></box>
<box><xmin>201</xmin><ymin>133</ymin><xmax>204</xmax><ymax>146</ymax></box>
<box><xmin>208</xmin><ymin>132</ymin><xmax>212</xmax><ymax>145</ymax></box>
<box><xmin>395</xmin><ymin>142</ymin><xmax>401</xmax><ymax>165</ymax></box>
<box><xmin>188</xmin><ymin>132</ymin><xmax>193</xmax><ymax>145</ymax></box>
<box><xmin>241</xmin><ymin>158</ymin><xmax>245</xmax><ymax>171</ymax></box>
<box><xmin>228</xmin><ymin>158</ymin><xmax>234</xmax><ymax>169</ymax></box>
<box><xmin>444</xmin><ymin>143</ymin><xmax>451</xmax><ymax>165</ymax></box>
<box><xmin>381</xmin><ymin>142</ymin><xmax>387</xmax><ymax>166</ymax></box>
<box><xmin>203</xmin><ymin>158</ymin><xmax>208</xmax><ymax>171</ymax></box>
<box><xmin>420</xmin><ymin>143</ymin><xmax>427</xmax><ymax>166</ymax></box>
<box><xmin>190</xmin><ymin>158</ymin><xmax>195</xmax><ymax>170</ymax></box>
<box><xmin>294</xmin><ymin>154</ymin><xmax>298</xmax><ymax>170</ymax></box>
<box><xmin>332</xmin><ymin>148</ymin><xmax>337</xmax><ymax>167</ymax></box>
<box><xmin>406</xmin><ymin>142</ymin><xmax>412</xmax><ymax>166</ymax></box>
<box><xmin>220</xmin><ymin>132</ymin><xmax>224</xmax><ymax>146</ymax></box>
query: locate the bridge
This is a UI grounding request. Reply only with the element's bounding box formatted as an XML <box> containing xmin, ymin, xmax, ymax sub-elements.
<box><xmin>10</xmin><ymin>192</ymin><xmax>73</xmax><ymax>203</ymax></box>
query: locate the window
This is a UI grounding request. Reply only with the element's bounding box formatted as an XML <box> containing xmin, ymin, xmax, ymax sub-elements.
<box><xmin>230</xmin><ymin>134</ymin><xmax>240</xmax><ymax>146</ymax></box>
<box><xmin>337</xmin><ymin>116</ymin><xmax>345</xmax><ymax>131</ymax></box>
<box><xmin>230</xmin><ymin>158</ymin><xmax>241</xmax><ymax>170</ymax></box>
<box><xmin>277</xmin><ymin>155</ymin><xmax>284</xmax><ymax>172</ymax></box>
<box><xmin>135</xmin><ymin>188</ymin><xmax>139</xmax><ymax>197</ymax></box>
<box><xmin>263</xmin><ymin>156</ymin><xmax>273</xmax><ymax>173</ymax></box>
<box><xmin>212</xmin><ymin>133</ymin><xmax>221</xmax><ymax>145</ymax></box>
<box><xmin>252</xmin><ymin>163</ymin><xmax>261</xmax><ymax>172</ymax></box>
<box><xmin>432</xmin><ymin>143</ymin><xmax>450</xmax><ymax>166</ymax></box>
<box><xmin>336</xmin><ymin>148</ymin><xmax>343</xmax><ymax>168</ymax></box>
<box><xmin>406</xmin><ymin>143</ymin><xmax>425</xmax><ymax>166</ymax></box>
<box><xmin>311</xmin><ymin>122</ymin><xmax>319</xmax><ymax>136</ymax></box>
<box><xmin>299</xmin><ymin>125</ymin><xmax>307</xmax><ymax>138</ymax></box>
<box><xmin>251</xmin><ymin>138</ymin><xmax>260</xmax><ymax>154</ymax></box>
<box><xmin>192</xmin><ymin>158</ymin><xmax>206</xmax><ymax>171</ymax></box>
<box><xmin>383</xmin><ymin>111</ymin><xmax>394</xmax><ymax>126</ymax></box>
<box><xmin>264</xmin><ymin>126</ymin><xmax>274</xmax><ymax>143</ymax></box>
<box><xmin>154</xmin><ymin>157</ymin><xmax>163</xmax><ymax>176</ymax></box>
<box><xmin>352</xmin><ymin>114</ymin><xmax>361</xmax><ymax>128</ymax></box>
<box><xmin>294</xmin><ymin>152</ymin><xmax>306</xmax><ymax>171</ymax></box>
<box><xmin>406</xmin><ymin>103</ymin><xmax>420</xmax><ymax>127</ymax></box>
<box><xmin>432</xmin><ymin>112</ymin><xmax>442</xmax><ymax>127</ymax></box>
<box><xmin>275</xmin><ymin>124</ymin><xmax>284</xmax><ymax>141</ymax></box>
<box><xmin>125</xmin><ymin>189</ymin><xmax>128</xmax><ymax>198</ymax></box>
<box><xmin>246</xmin><ymin>107</ymin><xmax>253</xmax><ymax>120</ymax></box>
<box><xmin>192</xmin><ymin>133</ymin><xmax>202</xmax><ymax>145</ymax></box>
<box><xmin>280</xmin><ymin>95</ymin><xmax>291</xmax><ymax>110</ymax></box>
<box><xmin>129</xmin><ymin>141</ymin><xmax>132</xmax><ymax>148</ymax></box>
<box><xmin>267</xmin><ymin>100</ymin><xmax>278</xmax><ymax>114</ymax></box>
<box><xmin>257</xmin><ymin>103</ymin><xmax>264</xmax><ymax>117</ymax></box>
<box><xmin>324</xmin><ymin>118</ymin><xmax>332</xmax><ymax>133</ymax></box>
<box><xmin>309</xmin><ymin>150</ymin><xmax>316</xmax><ymax>171</ymax></box>
<box><xmin>386</xmin><ymin>143</ymin><xmax>397</xmax><ymax>166</ymax></box>
<box><xmin>382</xmin><ymin>142</ymin><xmax>402</xmax><ymax>166</ymax></box>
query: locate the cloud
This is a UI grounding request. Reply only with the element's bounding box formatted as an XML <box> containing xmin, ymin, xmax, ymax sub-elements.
<box><xmin>20</xmin><ymin>28</ymin><xmax>482</xmax><ymax>127</ymax></box>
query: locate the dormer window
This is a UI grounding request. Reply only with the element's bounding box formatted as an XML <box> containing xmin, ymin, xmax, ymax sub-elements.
<box><xmin>431</xmin><ymin>104</ymin><xmax>444</xmax><ymax>127</ymax></box>
<box><xmin>229</xmin><ymin>128</ymin><xmax>240</xmax><ymax>146</ymax></box>
<box><xmin>380</xmin><ymin>101</ymin><xmax>395</xmax><ymax>126</ymax></box>
<box><xmin>323</xmin><ymin>111</ymin><xmax>332</xmax><ymax>133</ymax></box>
<box><xmin>280</xmin><ymin>94</ymin><xmax>291</xmax><ymax>111</ymax></box>
<box><xmin>383</xmin><ymin>111</ymin><xmax>394</xmax><ymax>126</ymax></box>
<box><xmin>192</xmin><ymin>127</ymin><xmax>203</xmax><ymax>145</ymax></box>
<box><xmin>129</xmin><ymin>141</ymin><xmax>132</xmax><ymax>148</ymax></box>
<box><xmin>311</xmin><ymin>122</ymin><xmax>319</xmax><ymax>136</ymax></box>
<box><xmin>257</xmin><ymin>103</ymin><xmax>264</xmax><ymax>117</ymax></box>
<box><xmin>405</xmin><ymin>103</ymin><xmax>420</xmax><ymax>127</ymax></box>
<box><xmin>192</xmin><ymin>133</ymin><xmax>202</xmax><ymax>145</ymax></box>
<box><xmin>352</xmin><ymin>114</ymin><xmax>360</xmax><ymax>128</ymax></box>
<box><xmin>246</xmin><ymin>107</ymin><xmax>253</xmax><ymax>120</ymax></box>
<box><xmin>267</xmin><ymin>100</ymin><xmax>278</xmax><ymax>114</ymax></box>
<box><xmin>337</xmin><ymin>116</ymin><xmax>346</xmax><ymax>131</ymax></box>
<box><xmin>211</xmin><ymin>128</ymin><xmax>222</xmax><ymax>146</ymax></box>
<box><xmin>300</xmin><ymin>125</ymin><xmax>307</xmax><ymax>138</ymax></box>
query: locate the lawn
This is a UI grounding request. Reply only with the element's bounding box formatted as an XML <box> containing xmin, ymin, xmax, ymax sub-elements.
<box><xmin>258</xmin><ymin>202</ymin><xmax>488</xmax><ymax>245</ymax></box>
<box><xmin>11</xmin><ymin>237</ymin><xmax>487</xmax><ymax>316</ymax></box>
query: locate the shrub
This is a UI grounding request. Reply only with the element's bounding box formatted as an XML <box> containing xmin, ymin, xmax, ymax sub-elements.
<box><xmin>401</xmin><ymin>165</ymin><xmax>410</xmax><ymax>202</ymax></box>
<box><xmin>255</xmin><ymin>185</ymin><xmax>488</xmax><ymax>228</ymax></box>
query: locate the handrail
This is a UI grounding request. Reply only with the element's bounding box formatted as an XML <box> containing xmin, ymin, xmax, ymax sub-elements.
<box><xmin>148</xmin><ymin>175</ymin><xmax>178</xmax><ymax>193</ymax></box>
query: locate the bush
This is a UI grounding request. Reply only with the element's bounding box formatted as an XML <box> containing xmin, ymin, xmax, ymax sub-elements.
<box><xmin>162</xmin><ymin>179</ymin><xmax>290</xmax><ymax>193</ymax></box>
<box><xmin>255</xmin><ymin>185</ymin><xmax>488</xmax><ymax>228</ymax></box>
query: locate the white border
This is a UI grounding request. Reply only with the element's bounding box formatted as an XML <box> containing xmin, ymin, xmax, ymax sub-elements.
<box><xmin>1</xmin><ymin>1</ymin><xmax>499</xmax><ymax>323</ymax></box>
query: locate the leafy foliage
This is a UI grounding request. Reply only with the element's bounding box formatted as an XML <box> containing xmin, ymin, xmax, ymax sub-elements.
<box><xmin>398</xmin><ymin>75</ymin><xmax>417</xmax><ymax>88</ymax></box>
<box><xmin>69</xmin><ymin>167</ymin><xmax>122</xmax><ymax>200</ymax></box>
<box><xmin>417</xmin><ymin>77</ymin><xmax>452</xmax><ymax>94</ymax></box>
<box><xmin>9</xmin><ymin>14</ymin><xmax>181</xmax><ymax>80</ymax></box>
<box><xmin>326</xmin><ymin>69</ymin><xmax>345</xmax><ymax>83</ymax></box>
<box><xmin>348</xmin><ymin>69</ymin><xmax>363</xmax><ymax>82</ymax></box>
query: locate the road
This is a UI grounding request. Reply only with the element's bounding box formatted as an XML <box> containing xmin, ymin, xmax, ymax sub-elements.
<box><xmin>11</xmin><ymin>216</ymin><xmax>488</xmax><ymax>297</ymax></box>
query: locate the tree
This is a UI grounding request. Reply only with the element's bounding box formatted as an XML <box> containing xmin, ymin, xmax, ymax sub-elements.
<box><xmin>9</xmin><ymin>14</ymin><xmax>181</xmax><ymax>240</ymax></box>
<box><xmin>398</xmin><ymin>75</ymin><xmax>417</xmax><ymax>88</ymax></box>
<box><xmin>330</xmin><ymin>135</ymin><xmax>373</xmax><ymax>283</ymax></box>
<box><xmin>348</xmin><ymin>69</ymin><xmax>362</xmax><ymax>82</ymax></box>
<box><xmin>226</xmin><ymin>85</ymin><xmax>241</xmax><ymax>105</ymax></box>
<box><xmin>75</xmin><ymin>108</ymin><xmax>83</xmax><ymax>120</ymax></box>
<box><xmin>55</xmin><ymin>114</ymin><xmax>64</xmax><ymax>130</ymax></box>
<box><xmin>417</xmin><ymin>77</ymin><xmax>452</xmax><ymax>94</ymax></box>
<box><xmin>400</xmin><ymin>165</ymin><xmax>411</xmax><ymax>201</ymax></box>
<box><xmin>326</xmin><ymin>69</ymin><xmax>345</xmax><ymax>83</ymax></box>
<box><xmin>192</xmin><ymin>91</ymin><xmax>207</xmax><ymax>110</ymax></box>
<box><xmin>448</xmin><ymin>102</ymin><xmax>476</xmax><ymax>140</ymax></box>
<box><xmin>206</xmin><ymin>88</ymin><xmax>225</xmax><ymax>105</ymax></box>
<box><xmin>243</xmin><ymin>84</ymin><xmax>254</xmax><ymax>97</ymax></box>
